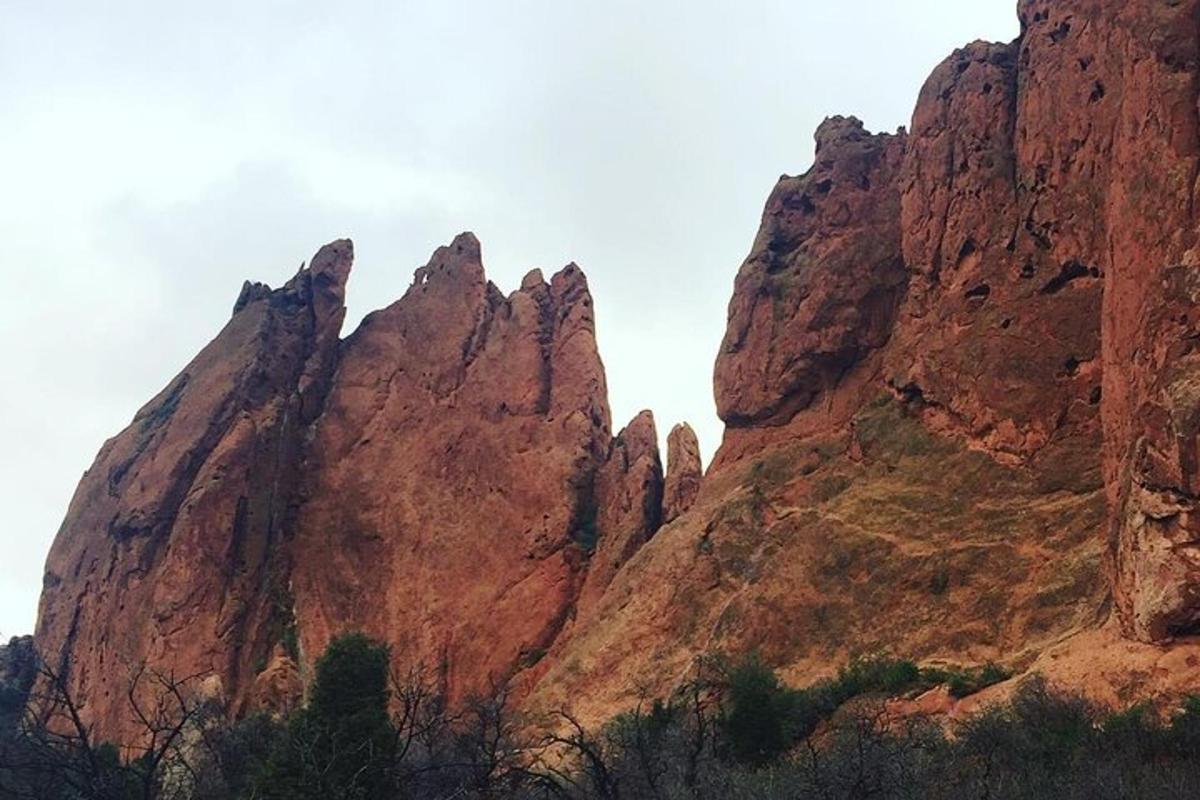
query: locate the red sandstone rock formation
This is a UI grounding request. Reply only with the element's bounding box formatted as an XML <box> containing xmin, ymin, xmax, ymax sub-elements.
<box><xmin>714</xmin><ymin>116</ymin><xmax>908</xmax><ymax>434</ymax></box>
<box><xmin>532</xmin><ymin>0</ymin><xmax>1200</xmax><ymax>721</ymax></box>
<box><xmin>662</xmin><ymin>423</ymin><xmax>702</xmax><ymax>523</ymax></box>
<box><xmin>33</xmin><ymin>0</ymin><xmax>1200</xmax><ymax>742</ymax></box>
<box><xmin>249</xmin><ymin>644</ymin><xmax>303</xmax><ymax>718</ymax></box>
<box><xmin>576</xmin><ymin>411</ymin><xmax>664</xmax><ymax>620</ymax></box>
<box><xmin>34</xmin><ymin>232</ymin><xmax>650</xmax><ymax>740</ymax></box>
<box><xmin>289</xmin><ymin>234</ymin><xmax>615</xmax><ymax>703</ymax></box>
<box><xmin>36</xmin><ymin>242</ymin><xmax>352</xmax><ymax>740</ymax></box>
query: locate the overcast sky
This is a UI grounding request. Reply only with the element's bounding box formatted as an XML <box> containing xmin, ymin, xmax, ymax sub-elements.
<box><xmin>0</xmin><ymin>1</ymin><xmax>1019</xmax><ymax>637</ymax></box>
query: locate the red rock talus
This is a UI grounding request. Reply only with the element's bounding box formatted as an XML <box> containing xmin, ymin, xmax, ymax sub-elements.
<box><xmin>35</xmin><ymin>242</ymin><xmax>351</xmax><ymax>741</ymax></box>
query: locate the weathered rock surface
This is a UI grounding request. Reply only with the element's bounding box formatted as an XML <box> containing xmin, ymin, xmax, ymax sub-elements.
<box><xmin>34</xmin><ymin>232</ymin><xmax>653</xmax><ymax>741</ymax></box>
<box><xmin>714</xmin><ymin>116</ymin><xmax>908</xmax><ymax>435</ymax></box>
<box><xmin>289</xmin><ymin>234</ymin><xmax>615</xmax><ymax>703</ymax></box>
<box><xmin>36</xmin><ymin>242</ymin><xmax>351</xmax><ymax>741</ymax></box>
<box><xmin>662</xmin><ymin>423</ymin><xmax>702</xmax><ymax>523</ymax></box>
<box><xmin>531</xmin><ymin>0</ymin><xmax>1200</xmax><ymax>722</ymax></box>
<box><xmin>249</xmin><ymin>644</ymin><xmax>303</xmax><ymax>718</ymax></box>
<box><xmin>34</xmin><ymin>0</ymin><xmax>1200</xmax><ymax>743</ymax></box>
<box><xmin>1057</xmin><ymin>0</ymin><xmax>1200</xmax><ymax>644</ymax></box>
<box><xmin>576</xmin><ymin>411</ymin><xmax>664</xmax><ymax>620</ymax></box>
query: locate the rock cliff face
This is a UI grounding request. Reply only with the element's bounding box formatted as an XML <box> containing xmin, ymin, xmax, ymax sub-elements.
<box><xmin>33</xmin><ymin>233</ymin><xmax>674</xmax><ymax>741</ymax></box>
<box><xmin>32</xmin><ymin>0</ymin><xmax>1200</xmax><ymax>742</ymax></box>
<box><xmin>36</xmin><ymin>243</ymin><xmax>351</xmax><ymax>739</ymax></box>
<box><xmin>576</xmin><ymin>411</ymin><xmax>664</xmax><ymax>621</ymax></box>
<box><xmin>662</xmin><ymin>424</ymin><xmax>703</xmax><ymax>524</ymax></box>
<box><xmin>530</xmin><ymin>0</ymin><xmax>1200</xmax><ymax>719</ymax></box>
<box><xmin>289</xmin><ymin>234</ymin><xmax>617</xmax><ymax>703</ymax></box>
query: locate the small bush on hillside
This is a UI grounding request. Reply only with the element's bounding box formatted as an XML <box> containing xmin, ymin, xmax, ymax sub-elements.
<box><xmin>835</xmin><ymin>654</ymin><xmax>921</xmax><ymax>698</ymax></box>
<box><xmin>719</xmin><ymin>654</ymin><xmax>800</xmax><ymax>765</ymax></box>
<box><xmin>921</xmin><ymin>661</ymin><xmax>1012</xmax><ymax>699</ymax></box>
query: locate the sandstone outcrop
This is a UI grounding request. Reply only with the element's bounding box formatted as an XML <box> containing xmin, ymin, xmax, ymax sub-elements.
<box><xmin>576</xmin><ymin>411</ymin><xmax>664</xmax><ymax>620</ymax></box>
<box><xmin>35</xmin><ymin>233</ymin><xmax>649</xmax><ymax>740</ymax></box>
<box><xmin>33</xmin><ymin>0</ymin><xmax>1200</xmax><ymax>743</ymax></box>
<box><xmin>36</xmin><ymin>242</ymin><xmax>351</xmax><ymax>740</ymax></box>
<box><xmin>290</xmin><ymin>234</ymin><xmax>615</xmax><ymax>703</ymax></box>
<box><xmin>662</xmin><ymin>423</ymin><xmax>702</xmax><ymax>523</ymax></box>
<box><xmin>714</xmin><ymin>116</ymin><xmax>907</xmax><ymax>435</ymax></box>
<box><xmin>249</xmin><ymin>644</ymin><xmax>303</xmax><ymax>718</ymax></box>
<box><xmin>531</xmin><ymin>0</ymin><xmax>1200</xmax><ymax>721</ymax></box>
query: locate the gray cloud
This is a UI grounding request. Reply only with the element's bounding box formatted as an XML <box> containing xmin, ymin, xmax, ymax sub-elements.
<box><xmin>0</xmin><ymin>1</ymin><xmax>1019</xmax><ymax>636</ymax></box>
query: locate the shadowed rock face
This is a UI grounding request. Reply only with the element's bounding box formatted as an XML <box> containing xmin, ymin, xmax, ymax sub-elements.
<box><xmin>33</xmin><ymin>0</ymin><xmax>1200</xmax><ymax>743</ymax></box>
<box><xmin>576</xmin><ymin>411</ymin><xmax>665</xmax><ymax>621</ymax></box>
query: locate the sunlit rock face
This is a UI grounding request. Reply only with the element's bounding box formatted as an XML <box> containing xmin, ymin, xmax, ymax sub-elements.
<box><xmin>34</xmin><ymin>0</ymin><xmax>1200</xmax><ymax>744</ymax></box>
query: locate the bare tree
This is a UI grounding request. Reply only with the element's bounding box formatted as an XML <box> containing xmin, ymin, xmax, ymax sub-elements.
<box><xmin>533</xmin><ymin>708</ymin><xmax>620</xmax><ymax>800</ymax></box>
<box><xmin>0</xmin><ymin>654</ymin><xmax>208</xmax><ymax>800</ymax></box>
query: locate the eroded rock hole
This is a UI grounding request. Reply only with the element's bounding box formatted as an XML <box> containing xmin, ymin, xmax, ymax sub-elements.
<box><xmin>815</xmin><ymin>179</ymin><xmax>833</xmax><ymax>195</ymax></box>
<box><xmin>784</xmin><ymin>193</ymin><xmax>817</xmax><ymax>215</ymax></box>
<box><xmin>765</xmin><ymin>233</ymin><xmax>793</xmax><ymax>272</ymax></box>
<box><xmin>1049</xmin><ymin>21</ymin><xmax>1072</xmax><ymax>43</ymax></box>
<box><xmin>1023</xmin><ymin>207</ymin><xmax>1053</xmax><ymax>250</ymax></box>
<box><xmin>1040</xmin><ymin>260</ymin><xmax>1095</xmax><ymax>294</ymax></box>
<box><xmin>1167</xmin><ymin>617</ymin><xmax>1200</xmax><ymax>639</ymax></box>
<box><xmin>1089</xmin><ymin>81</ymin><xmax>1106</xmax><ymax>102</ymax></box>
<box><xmin>965</xmin><ymin>284</ymin><xmax>991</xmax><ymax>302</ymax></box>
<box><xmin>957</xmin><ymin>239</ymin><xmax>978</xmax><ymax>262</ymax></box>
<box><xmin>892</xmin><ymin>381</ymin><xmax>927</xmax><ymax>407</ymax></box>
